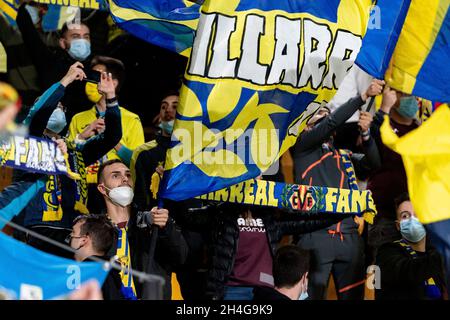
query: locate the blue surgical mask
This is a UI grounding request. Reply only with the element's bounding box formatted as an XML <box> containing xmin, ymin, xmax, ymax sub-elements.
<box><xmin>397</xmin><ymin>96</ymin><xmax>419</xmax><ymax>119</ymax></box>
<box><xmin>68</xmin><ymin>39</ymin><xmax>91</xmax><ymax>61</ymax></box>
<box><xmin>25</xmin><ymin>5</ymin><xmax>40</xmax><ymax>25</ymax></box>
<box><xmin>46</xmin><ymin>108</ymin><xmax>66</xmax><ymax>134</ymax></box>
<box><xmin>298</xmin><ymin>291</ymin><xmax>309</xmax><ymax>300</ymax></box>
<box><xmin>159</xmin><ymin>120</ymin><xmax>174</xmax><ymax>135</ymax></box>
<box><xmin>400</xmin><ymin>217</ymin><xmax>426</xmax><ymax>243</ymax></box>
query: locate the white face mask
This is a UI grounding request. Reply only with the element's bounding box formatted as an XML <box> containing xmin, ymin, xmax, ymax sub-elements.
<box><xmin>105</xmin><ymin>186</ymin><xmax>134</xmax><ymax>207</ymax></box>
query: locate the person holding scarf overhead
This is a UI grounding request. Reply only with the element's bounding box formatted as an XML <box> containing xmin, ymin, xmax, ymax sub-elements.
<box><xmin>292</xmin><ymin>79</ymin><xmax>384</xmax><ymax>300</ymax></box>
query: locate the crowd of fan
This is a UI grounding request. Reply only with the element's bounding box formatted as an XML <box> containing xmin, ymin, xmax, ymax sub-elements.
<box><xmin>0</xmin><ymin>2</ymin><xmax>447</xmax><ymax>300</ymax></box>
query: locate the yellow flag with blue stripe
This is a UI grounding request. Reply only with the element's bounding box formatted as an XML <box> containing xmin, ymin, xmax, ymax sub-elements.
<box><xmin>157</xmin><ymin>0</ymin><xmax>373</xmax><ymax>201</ymax></box>
<box><xmin>381</xmin><ymin>104</ymin><xmax>450</xmax><ymax>224</ymax></box>
<box><xmin>386</xmin><ymin>0</ymin><xmax>449</xmax><ymax>102</ymax></box>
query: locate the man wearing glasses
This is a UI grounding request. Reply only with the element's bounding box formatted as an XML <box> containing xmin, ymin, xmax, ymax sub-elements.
<box><xmin>67</xmin><ymin>214</ymin><xmax>123</xmax><ymax>300</ymax></box>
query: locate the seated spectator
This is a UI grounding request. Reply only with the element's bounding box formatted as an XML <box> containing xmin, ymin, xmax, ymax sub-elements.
<box><xmin>375</xmin><ymin>193</ymin><xmax>447</xmax><ymax>300</ymax></box>
<box><xmin>253</xmin><ymin>245</ymin><xmax>310</xmax><ymax>300</ymax></box>
<box><xmin>96</xmin><ymin>159</ymin><xmax>188</xmax><ymax>300</ymax></box>
<box><xmin>68</xmin><ymin>55</ymin><xmax>144</xmax><ymax>213</ymax></box>
<box><xmin>68</xmin><ymin>214</ymin><xmax>123</xmax><ymax>300</ymax></box>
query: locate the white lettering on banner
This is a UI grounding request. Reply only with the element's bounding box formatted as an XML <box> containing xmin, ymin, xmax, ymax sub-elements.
<box><xmin>188</xmin><ymin>13</ymin><xmax>362</xmax><ymax>89</ymax></box>
<box><xmin>20</xmin><ymin>284</ymin><xmax>43</xmax><ymax>300</ymax></box>
<box><xmin>66</xmin><ymin>265</ymin><xmax>81</xmax><ymax>290</ymax></box>
<box><xmin>8</xmin><ymin>136</ymin><xmax>68</xmax><ymax>173</ymax></box>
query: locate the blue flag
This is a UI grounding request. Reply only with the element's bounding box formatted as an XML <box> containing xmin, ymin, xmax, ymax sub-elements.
<box><xmin>0</xmin><ymin>232</ymin><xmax>108</xmax><ymax>299</ymax></box>
<box><xmin>108</xmin><ymin>0</ymin><xmax>201</xmax><ymax>57</ymax></box>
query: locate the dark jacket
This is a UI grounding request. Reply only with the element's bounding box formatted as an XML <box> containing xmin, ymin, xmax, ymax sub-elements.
<box><xmin>86</xmin><ymin>255</ymin><xmax>124</xmax><ymax>300</ymax></box>
<box><xmin>109</xmin><ymin>205</ymin><xmax>188</xmax><ymax>300</ymax></box>
<box><xmin>376</xmin><ymin>239</ymin><xmax>447</xmax><ymax>300</ymax></box>
<box><xmin>21</xmin><ymin>83</ymin><xmax>122</xmax><ymax>228</ymax></box>
<box><xmin>368</xmin><ymin>110</ymin><xmax>419</xmax><ymax>221</ymax></box>
<box><xmin>16</xmin><ymin>3</ymin><xmax>91</xmax><ymax>127</ymax></box>
<box><xmin>253</xmin><ymin>286</ymin><xmax>291</xmax><ymax>301</ymax></box>
<box><xmin>0</xmin><ymin>13</ymin><xmax>41</xmax><ymax>106</ymax></box>
<box><xmin>132</xmin><ymin>134</ymin><xmax>170</xmax><ymax>211</ymax></box>
<box><xmin>292</xmin><ymin>95</ymin><xmax>381</xmax><ymax>233</ymax></box>
<box><xmin>181</xmin><ymin>203</ymin><xmax>345</xmax><ymax>300</ymax></box>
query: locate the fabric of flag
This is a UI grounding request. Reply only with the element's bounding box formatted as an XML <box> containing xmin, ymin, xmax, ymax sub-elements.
<box><xmin>358</xmin><ymin>0</ymin><xmax>449</xmax><ymax>102</ymax></box>
<box><xmin>0</xmin><ymin>232</ymin><xmax>108</xmax><ymax>300</ymax></box>
<box><xmin>387</xmin><ymin>0</ymin><xmax>449</xmax><ymax>102</ymax></box>
<box><xmin>355</xmin><ymin>0</ymin><xmax>412</xmax><ymax>79</ymax></box>
<box><xmin>0</xmin><ymin>0</ymin><xmax>18</xmax><ymax>22</ymax></box>
<box><xmin>158</xmin><ymin>0</ymin><xmax>373</xmax><ymax>201</ymax></box>
<box><xmin>380</xmin><ymin>105</ymin><xmax>450</xmax><ymax>224</ymax></box>
<box><xmin>108</xmin><ymin>0</ymin><xmax>201</xmax><ymax>57</ymax></box>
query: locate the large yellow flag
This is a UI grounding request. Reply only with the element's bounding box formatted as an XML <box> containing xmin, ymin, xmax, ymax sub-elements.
<box><xmin>381</xmin><ymin>105</ymin><xmax>450</xmax><ymax>224</ymax></box>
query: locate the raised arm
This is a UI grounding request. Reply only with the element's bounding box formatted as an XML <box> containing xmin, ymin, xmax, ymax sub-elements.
<box><xmin>79</xmin><ymin>72</ymin><xmax>122</xmax><ymax>166</ymax></box>
<box><xmin>295</xmin><ymin>79</ymin><xmax>384</xmax><ymax>152</ymax></box>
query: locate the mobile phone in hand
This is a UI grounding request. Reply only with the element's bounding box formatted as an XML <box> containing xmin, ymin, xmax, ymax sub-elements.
<box><xmin>84</xmin><ymin>69</ymin><xmax>101</xmax><ymax>84</ymax></box>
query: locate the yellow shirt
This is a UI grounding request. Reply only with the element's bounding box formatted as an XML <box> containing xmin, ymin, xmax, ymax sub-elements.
<box><xmin>68</xmin><ymin>105</ymin><xmax>145</xmax><ymax>184</ymax></box>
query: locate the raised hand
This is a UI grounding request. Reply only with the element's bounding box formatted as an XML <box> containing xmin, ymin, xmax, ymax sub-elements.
<box><xmin>361</xmin><ymin>79</ymin><xmax>385</xmax><ymax>101</ymax></box>
<box><xmin>97</xmin><ymin>72</ymin><xmax>116</xmax><ymax>100</ymax></box>
<box><xmin>60</xmin><ymin>62</ymin><xmax>86</xmax><ymax>87</ymax></box>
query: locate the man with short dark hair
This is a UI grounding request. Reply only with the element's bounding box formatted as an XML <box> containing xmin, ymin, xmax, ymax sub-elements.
<box><xmin>253</xmin><ymin>245</ymin><xmax>310</xmax><ymax>300</ymax></box>
<box><xmin>96</xmin><ymin>159</ymin><xmax>188</xmax><ymax>300</ymax></box>
<box><xmin>16</xmin><ymin>3</ymin><xmax>92</xmax><ymax>123</ymax></box>
<box><xmin>375</xmin><ymin>193</ymin><xmax>447</xmax><ymax>300</ymax></box>
<box><xmin>68</xmin><ymin>214</ymin><xmax>123</xmax><ymax>300</ymax></box>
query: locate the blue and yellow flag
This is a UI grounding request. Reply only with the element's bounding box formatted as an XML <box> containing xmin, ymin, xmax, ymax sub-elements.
<box><xmin>0</xmin><ymin>0</ymin><xmax>17</xmax><ymax>22</ymax></box>
<box><xmin>0</xmin><ymin>0</ymin><xmax>107</xmax><ymax>31</ymax></box>
<box><xmin>381</xmin><ymin>105</ymin><xmax>450</xmax><ymax>224</ymax></box>
<box><xmin>157</xmin><ymin>0</ymin><xmax>373</xmax><ymax>201</ymax></box>
<box><xmin>387</xmin><ymin>0</ymin><xmax>449</xmax><ymax>102</ymax></box>
<box><xmin>356</xmin><ymin>0</ymin><xmax>450</xmax><ymax>102</ymax></box>
<box><xmin>355</xmin><ymin>0</ymin><xmax>412</xmax><ymax>79</ymax></box>
<box><xmin>108</xmin><ymin>0</ymin><xmax>200</xmax><ymax>57</ymax></box>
